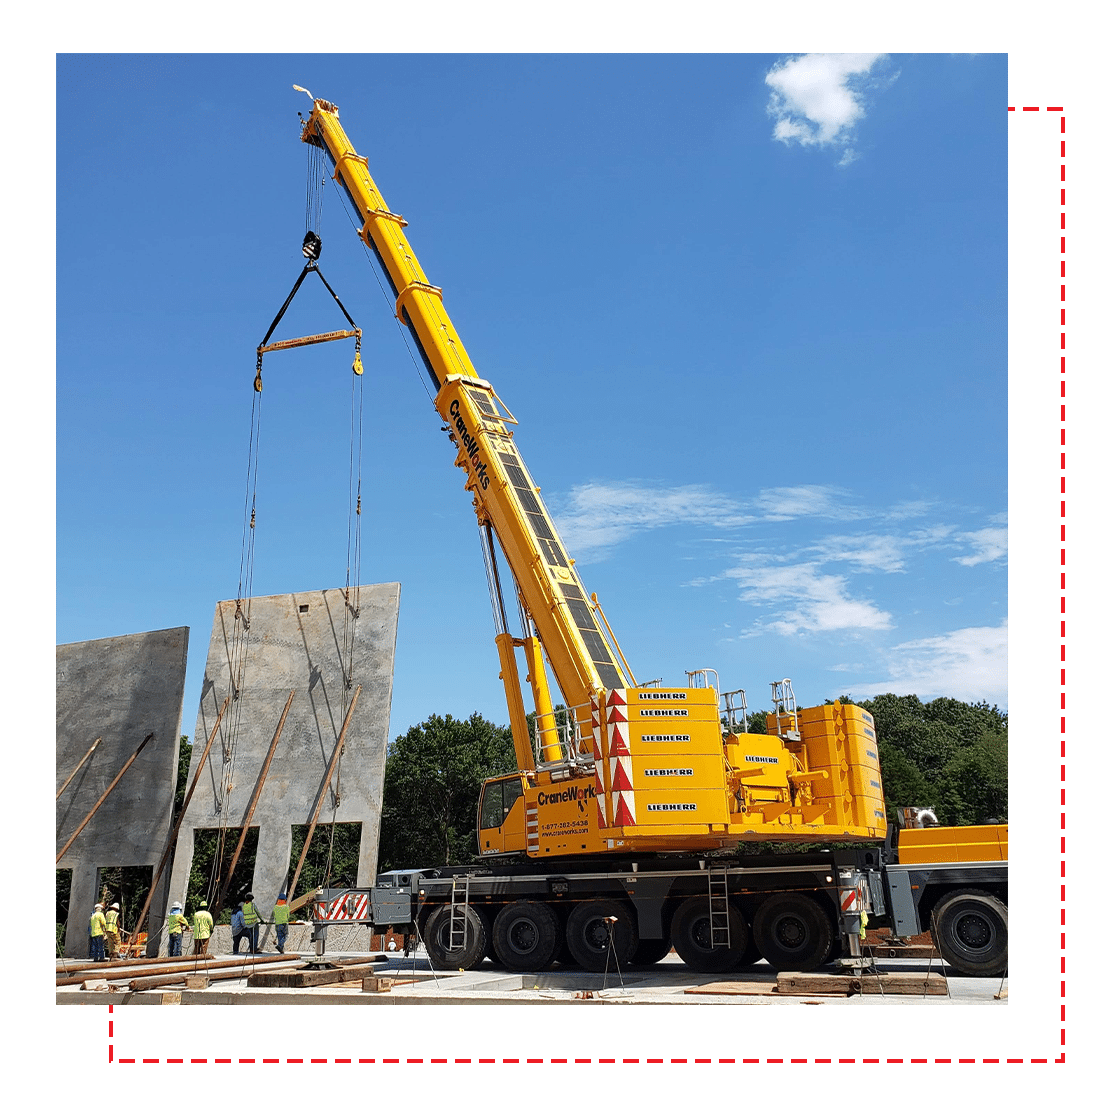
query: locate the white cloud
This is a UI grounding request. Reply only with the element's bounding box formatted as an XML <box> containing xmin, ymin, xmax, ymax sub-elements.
<box><xmin>812</xmin><ymin>533</ymin><xmax>911</xmax><ymax>573</ymax></box>
<box><xmin>552</xmin><ymin>482</ymin><xmax>750</xmax><ymax>559</ymax></box>
<box><xmin>843</xmin><ymin>620</ymin><xmax>1008</xmax><ymax>706</ymax></box>
<box><xmin>953</xmin><ymin>524</ymin><xmax>1008</xmax><ymax>566</ymax></box>
<box><xmin>765</xmin><ymin>53</ymin><xmax>890</xmax><ymax>163</ymax></box>
<box><xmin>755</xmin><ymin>485</ymin><xmax>863</xmax><ymax>521</ymax></box>
<box><xmin>726</xmin><ymin>561</ymin><xmax>893</xmax><ymax>636</ymax></box>
<box><xmin>553</xmin><ymin>481</ymin><xmax>859</xmax><ymax>560</ymax></box>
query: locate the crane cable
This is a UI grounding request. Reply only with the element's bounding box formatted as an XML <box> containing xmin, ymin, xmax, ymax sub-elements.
<box><xmin>213</xmin><ymin>139</ymin><xmax>365</xmax><ymax>901</ymax></box>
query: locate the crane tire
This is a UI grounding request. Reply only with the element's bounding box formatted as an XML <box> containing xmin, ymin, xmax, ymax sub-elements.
<box><xmin>565</xmin><ymin>899</ymin><xmax>638</xmax><ymax>972</ymax></box>
<box><xmin>422</xmin><ymin>904</ymin><xmax>487</xmax><ymax>971</ymax></box>
<box><xmin>670</xmin><ymin>897</ymin><xmax>748</xmax><ymax>972</ymax></box>
<box><xmin>491</xmin><ymin>901</ymin><xmax>561</xmax><ymax>972</ymax></box>
<box><xmin>752</xmin><ymin>892</ymin><xmax>833</xmax><ymax>971</ymax></box>
<box><xmin>931</xmin><ymin>890</ymin><xmax>1008</xmax><ymax>977</ymax></box>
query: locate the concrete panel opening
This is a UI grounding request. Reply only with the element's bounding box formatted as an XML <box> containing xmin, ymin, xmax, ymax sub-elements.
<box><xmin>187</xmin><ymin>827</ymin><xmax>259</xmax><ymax>922</ymax></box>
<box><xmin>289</xmin><ymin>821</ymin><xmax>363</xmax><ymax>897</ymax></box>
<box><xmin>96</xmin><ymin>864</ymin><xmax>153</xmax><ymax>948</ymax></box>
<box><xmin>56</xmin><ymin>868</ymin><xmax>72</xmax><ymax>957</ymax></box>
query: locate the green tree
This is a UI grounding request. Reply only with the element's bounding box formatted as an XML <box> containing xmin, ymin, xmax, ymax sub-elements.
<box><xmin>378</xmin><ymin>713</ymin><xmax>516</xmax><ymax>871</ymax></box>
<box><xmin>856</xmin><ymin>694</ymin><xmax>1008</xmax><ymax>827</ymax></box>
<box><xmin>175</xmin><ymin>735</ymin><xmax>192</xmax><ymax>818</ymax></box>
<box><xmin>937</xmin><ymin>730</ymin><xmax>1009</xmax><ymax>826</ymax></box>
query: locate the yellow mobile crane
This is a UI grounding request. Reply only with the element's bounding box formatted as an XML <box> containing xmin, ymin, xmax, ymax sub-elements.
<box><xmin>297</xmin><ymin>93</ymin><xmax>1005</xmax><ymax>977</ymax></box>
<box><xmin>299</xmin><ymin>94</ymin><xmax>885</xmax><ymax>856</ymax></box>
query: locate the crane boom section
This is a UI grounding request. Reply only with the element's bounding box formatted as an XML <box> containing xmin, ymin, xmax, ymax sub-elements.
<box><xmin>302</xmin><ymin>101</ymin><xmax>627</xmax><ymax>708</ymax></box>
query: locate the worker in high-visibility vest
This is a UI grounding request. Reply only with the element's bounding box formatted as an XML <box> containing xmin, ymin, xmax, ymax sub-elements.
<box><xmin>104</xmin><ymin>902</ymin><xmax>124</xmax><ymax>959</ymax></box>
<box><xmin>240</xmin><ymin>892</ymin><xmax>265</xmax><ymax>954</ymax></box>
<box><xmin>167</xmin><ymin>902</ymin><xmax>190</xmax><ymax>957</ymax></box>
<box><xmin>89</xmin><ymin>904</ymin><xmax>106</xmax><ymax>962</ymax></box>
<box><xmin>192</xmin><ymin>900</ymin><xmax>214</xmax><ymax>956</ymax></box>
<box><xmin>272</xmin><ymin>892</ymin><xmax>290</xmax><ymax>954</ymax></box>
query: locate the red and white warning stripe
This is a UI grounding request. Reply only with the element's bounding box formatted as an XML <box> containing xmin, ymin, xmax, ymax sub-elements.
<box><xmin>526</xmin><ymin>806</ymin><xmax>540</xmax><ymax>854</ymax></box>
<box><xmin>606</xmin><ymin>689</ymin><xmax>636</xmax><ymax>827</ymax></box>
<box><xmin>315</xmin><ymin>892</ymin><xmax>371</xmax><ymax>922</ymax></box>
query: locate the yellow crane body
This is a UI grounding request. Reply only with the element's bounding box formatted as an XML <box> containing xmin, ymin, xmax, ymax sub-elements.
<box><xmin>301</xmin><ymin>97</ymin><xmax>888</xmax><ymax>860</ymax></box>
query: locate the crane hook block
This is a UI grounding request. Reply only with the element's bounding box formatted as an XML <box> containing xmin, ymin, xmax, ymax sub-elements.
<box><xmin>352</xmin><ymin>349</ymin><xmax>364</xmax><ymax>376</ymax></box>
<box><xmin>254</xmin><ymin>364</ymin><xmax>263</xmax><ymax>393</ymax></box>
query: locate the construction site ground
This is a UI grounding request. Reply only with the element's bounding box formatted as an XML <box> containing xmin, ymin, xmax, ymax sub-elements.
<box><xmin>57</xmin><ymin>946</ymin><xmax>1007</xmax><ymax>1006</ymax></box>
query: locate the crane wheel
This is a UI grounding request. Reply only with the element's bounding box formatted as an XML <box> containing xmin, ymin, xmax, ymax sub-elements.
<box><xmin>752</xmin><ymin>892</ymin><xmax>832</xmax><ymax>971</ymax></box>
<box><xmin>670</xmin><ymin>897</ymin><xmax>747</xmax><ymax>972</ymax></box>
<box><xmin>931</xmin><ymin>889</ymin><xmax>1008</xmax><ymax>976</ymax></box>
<box><xmin>565</xmin><ymin>899</ymin><xmax>638</xmax><ymax>973</ymax></box>
<box><xmin>422</xmin><ymin>904</ymin><xmax>487</xmax><ymax>971</ymax></box>
<box><xmin>491</xmin><ymin>901</ymin><xmax>561</xmax><ymax>972</ymax></box>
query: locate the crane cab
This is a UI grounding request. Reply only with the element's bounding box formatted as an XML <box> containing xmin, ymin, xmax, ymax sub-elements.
<box><xmin>477</xmin><ymin>774</ymin><xmax>527</xmax><ymax>857</ymax></box>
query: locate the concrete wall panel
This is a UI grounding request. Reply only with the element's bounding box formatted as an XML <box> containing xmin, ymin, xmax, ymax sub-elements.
<box><xmin>166</xmin><ymin>585</ymin><xmax>398</xmax><ymax>943</ymax></box>
<box><xmin>56</xmin><ymin>627</ymin><xmax>188</xmax><ymax>958</ymax></box>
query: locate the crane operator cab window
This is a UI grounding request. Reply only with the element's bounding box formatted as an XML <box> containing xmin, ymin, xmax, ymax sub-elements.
<box><xmin>479</xmin><ymin>775</ymin><xmax>525</xmax><ymax>854</ymax></box>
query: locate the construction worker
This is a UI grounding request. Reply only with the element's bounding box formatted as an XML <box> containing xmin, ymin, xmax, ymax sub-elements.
<box><xmin>167</xmin><ymin>902</ymin><xmax>190</xmax><ymax>957</ymax></box>
<box><xmin>230</xmin><ymin>903</ymin><xmax>248</xmax><ymax>954</ymax></box>
<box><xmin>192</xmin><ymin>899</ymin><xmax>214</xmax><ymax>956</ymax></box>
<box><xmin>89</xmin><ymin>904</ymin><xmax>107</xmax><ymax>962</ymax></box>
<box><xmin>104</xmin><ymin>902</ymin><xmax>124</xmax><ymax>959</ymax></box>
<box><xmin>272</xmin><ymin>892</ymin><xmax>290</xmax><ymax>954</ymax></box>
<box><xmin>241</xmin><ymin>892</ymin><xmax>265</xmax><ymax>954</ymax></box>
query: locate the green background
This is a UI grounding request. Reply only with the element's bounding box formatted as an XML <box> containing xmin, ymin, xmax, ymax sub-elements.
<box><xmin>21</xmin><ymin>0</ymin><xmax>1095</xmax><ymax>1082</ymax></box>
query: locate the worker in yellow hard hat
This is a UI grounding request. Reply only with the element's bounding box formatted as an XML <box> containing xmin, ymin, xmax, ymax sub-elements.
<box><xmin>89</xmin><ymin>904</ymin><xmax>107</xmax><ymax>962</ymax></box>
<box><xmin>167</xmin><ymin>902</ymin><xmax>190</xmax><ymax>957</ymax></box>
<box><xmin>192</xmin><ymin>900</ymin><xmax>214</xmax><ymax>956</ymax></box>
<box><xmin>104</xmin><ymin>902</ymin><xmax>124</xmax><ymax>959</ymax></box>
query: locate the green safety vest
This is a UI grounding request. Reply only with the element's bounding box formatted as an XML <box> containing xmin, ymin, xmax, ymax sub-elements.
<box><xmin>242</xmin><ymin>901</ymin><xmax>261</xmax><ymax>927</ymax></box>
<box><xmin>193</xmin><ymin>910</ymin><xmax>214</xmax><ymax>940</ymax></box>
<box><xmin>273</xmin><ymin>902</ymin><xmax>290</xmax><ymax>925</ymax></box>
<box><xmin>167</xmin><ymin>912</ymin><xmax>188</xmax><ymax>934</ymax></box>
<box><xmin>89</xmin><ymin>912</ymin><xmax>106</xmax><ymax>937</ymax></box>
<box><xmin>104</xmin><ymin>910</ymin><xmax>119</xmax><ymax>933</ymax></box>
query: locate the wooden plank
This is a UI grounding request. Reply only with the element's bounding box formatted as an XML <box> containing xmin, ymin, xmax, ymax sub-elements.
<box><xmin>682</xmin><ymin>985</ymin><xmax>844</xmax><ymax>1003</ymax></box>
<box><xmin>247</xmin><ymin>962</ymin><xmax>376</xmax><ymax>988</ymax></box>
<box><xmin>868</xmin><ymin>944</ymin><xmax>936</xmax><ymax>960</ymax></box>
<box><xmin>777</xmin><ymin>971</ymin><xmax>948</xmax><ymax>996</ymax></box>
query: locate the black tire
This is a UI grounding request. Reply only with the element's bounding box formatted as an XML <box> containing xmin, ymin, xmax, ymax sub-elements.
<box><xmin>629</xmin><ymin>933</ymin><xmax>673</xmax><ymax>968</ymax></box>
<box><xmin>565</xmin><ymin>899</ymin><xmax>638</xmax><ymax>972</ymax></box>
<box><xmin>492</xmin><ymin>901</ymin><xmax>561</xmax><ymax>972</ymax></box>
<box><xmin>422</xmin><ymin>904</ymin><xmax>487</xmax><ymax>971</ymax></box>
<box><xmin>671</xmin><ymin>897</ymin><xmax>748</xmax><ymax>972</ymax></box>
<box><xmin>752</xmin><ymin>892</ymin><xmax>833</xmax><ymax>971</ymax></box>
<box><xmin>931</xmin><ymin>890</ymin><xmax>1008</xmax><ymax>976</ymax></box>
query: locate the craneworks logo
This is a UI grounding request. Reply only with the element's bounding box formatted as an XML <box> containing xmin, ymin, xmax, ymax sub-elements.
<box><xmin>449</xmin><ymin>399</ymin><xmax>490</xmax><ymax>490</ymax></box>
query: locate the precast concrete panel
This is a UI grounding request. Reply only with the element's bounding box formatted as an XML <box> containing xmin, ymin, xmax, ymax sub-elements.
<box><xmin>56</xmin><ymin>627</ymin><xmax>188</xmax><ymax>958</ymax></box>
<box><xmin>166</xmin><ymin>585</ymin><xmax>398</xmax><ymax>944</ymax></box>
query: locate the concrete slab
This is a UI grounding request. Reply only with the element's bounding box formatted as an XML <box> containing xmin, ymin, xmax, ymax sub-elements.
<box><xmin>57</xmin><ymin>950</ymin><xmax>1010</xmax><ymax>1007</ymax></box>
<box><xmin>165</xmin><ymin>585</ymin><xmax>398</xmax><ymax>944</ymax></box>
<box><xmin>56</xmin><ymin>627</ymin><xmax>188</xmax><ymax>958</ymax></box>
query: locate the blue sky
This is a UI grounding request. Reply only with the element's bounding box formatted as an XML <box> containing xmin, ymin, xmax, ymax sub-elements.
<box><xmin>56</xmin><ymin>53</ymin><xmax>1008</xmax><ymax>744</ymax></box>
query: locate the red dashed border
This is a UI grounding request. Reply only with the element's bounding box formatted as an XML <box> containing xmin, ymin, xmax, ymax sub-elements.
<box><xmin>103</xmin><ymin>106</ymin><xmax>1065</xmax><ymax>1069</ymax></box>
